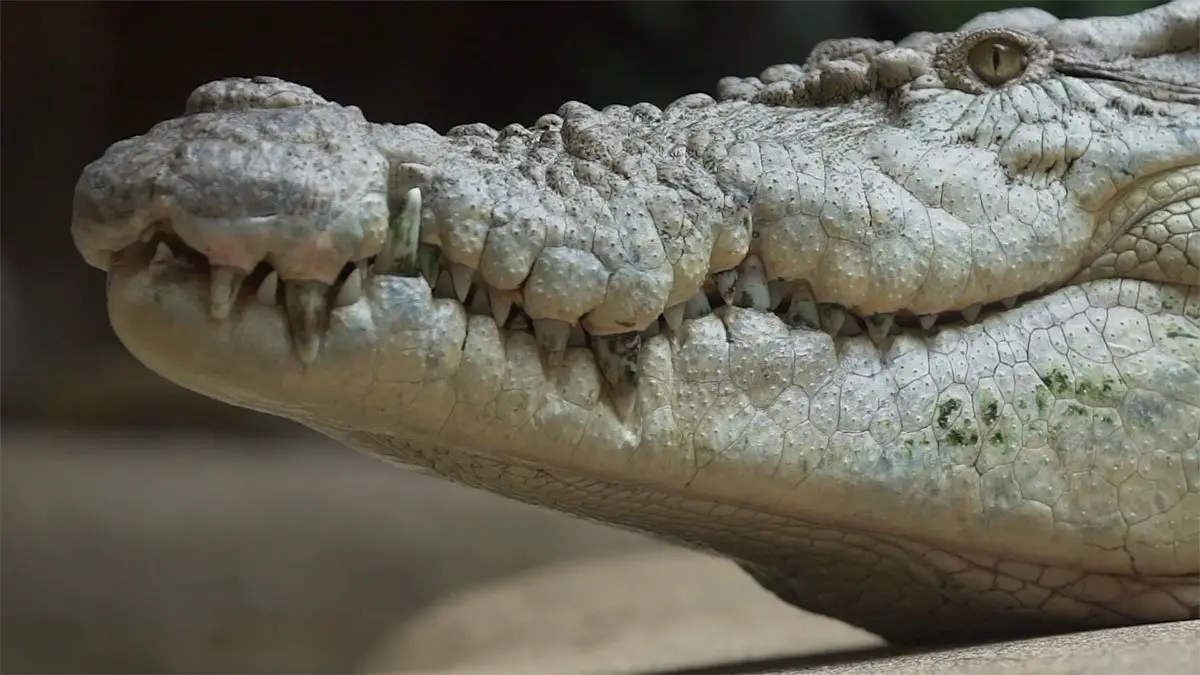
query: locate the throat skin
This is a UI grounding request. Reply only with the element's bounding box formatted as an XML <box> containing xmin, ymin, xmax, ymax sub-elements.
<box><xmin>75</xmin><ymin>0</ymin><xmax>1199</xmax><ymax>645</ymax></box>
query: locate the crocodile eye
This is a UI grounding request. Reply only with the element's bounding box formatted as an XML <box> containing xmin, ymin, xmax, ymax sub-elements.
<box><xmin>967</xmin><ymin>37</ymin><xmax>1027</xmax><ymax>86</ymax></box>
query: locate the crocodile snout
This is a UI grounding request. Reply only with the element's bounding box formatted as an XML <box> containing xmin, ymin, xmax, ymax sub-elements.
<box><xmin>71</xmin><ymin>86</ymin><xmax>392</xmax><ymax>282</ymax></box>
<box><xmin>70</xmin><ymin>78</ymin><xmax>409</xmax><ymax>361</ymax></box>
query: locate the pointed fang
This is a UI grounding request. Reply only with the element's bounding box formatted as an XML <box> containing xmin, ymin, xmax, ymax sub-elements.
<box><xmin>434</xmin><ymin>270</ymin><xmax>455</xmax><ymax>299</ymax></box>
<box><xmin>334</xmin><ymin>267</ymin><xmax>363</xmax><ymax>307</ymax></box>
<box><xmin>593</xmin><ymin>332</ymin><xmax>641</xmax><ymax>390</ymax></box>
<box><xmin>664</xmin><ymin>303</ymin><xmax>685</xmax><ymax>331</ymax></box>
<box><xmin>962</xmin><ymin>303</ymin><xmax>983</xmax><ymax>324</ymax></box>
<box><xmin>490</xmin><ymin>290</ymin><xmax>513</xmax><ymax>328</ymax></box>
<box><xmin>819</xmin><ymin>305</ymin><xmax>846</xmax><ymax>336</ymax></box>
<box><xmin>374</xmin><ymin>187</ymin><xmax>423</xmax><ymax>276</ymax></box>
<box><xmin>533</xmin><ymin>319</ymin><xmax>571</xmax><ymax>367</ymax></box>
<box><xmin>866</xmin><ymin>313</ymin><xmax>894</xmax><ymax>346</ymax></box>
<box><xmin>730</xmin><ymin>255</ymin><xmax>770</xmax><ymax>310</ymax></box>
<box><xmin>450</xmin><ymin>263</ymin><xmax>473</xmax><ymax>302</ymax></box>
<box><xmin>210</xmin><ymin>267</ymin><xmax>247</xmax><ymax>320</ymax></box>
<box><xmin>257</xmin><ymin>271</ymin><xmax>279</xmax><ymax>305</ymax></box>
<box><xmin>285</xmin><ymin>281</ymin><xmax>329</xmax><ymax>364</ymax></box>
<box><xmin>683</xmin><ymin>293</ymin><xmax>712</xmax><ymax>320</ymax></box>
<box><xmin>714</xmin><ymin>270</ymin><xmax>738</xmax><ymax>304</ymax></box>
<box><xmin>151</xmin><ymin>242</ymin><xmax>175</xmax><ymax>266</ymax></box>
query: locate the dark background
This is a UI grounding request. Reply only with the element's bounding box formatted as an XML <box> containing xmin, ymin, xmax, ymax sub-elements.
<box><xmin>0</xmin><ymin>2</ymin><xmax>1161</xmax><ymax>673</ymax></box>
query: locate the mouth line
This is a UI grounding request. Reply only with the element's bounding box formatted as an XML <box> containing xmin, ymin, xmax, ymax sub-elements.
<box><xmin>118</xmin><ymin>227</ymin><xmax>1095</xmax><ymax>367</ymax></box>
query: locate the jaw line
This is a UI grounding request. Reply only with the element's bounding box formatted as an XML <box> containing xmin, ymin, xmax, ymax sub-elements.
<box><xmin>106</xmin><ymin>243</ymin><xmax>1182</xmax><ymax>422</ymax></box>
<box><xmin>105</xmin><ymin>245</ymin><xmax>1200</xmax><ymax>577</ymax></box>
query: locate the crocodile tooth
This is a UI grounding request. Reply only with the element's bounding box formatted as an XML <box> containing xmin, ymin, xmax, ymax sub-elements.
<box><xmin>433</xmin><ymin>269</ymin><xmax>455</xmax><ymax>299</ymax></box>
<box><xmin>767</xmin><ymin>280</ymin><xmax>791</xmax><ymax>311</ymax></box>
<box><xmin>418</xmin><ymin>245</ymin><xmax>441</xmax><ymax>287</ymax></box>
<box><xmin>508</xmin><ymin>310</ymin><xmax>531</xmax><ymax>333</ymax></box>
<box><xmin>468</xmin><ymin>286</ymin><xmax>491</xmax><ymax>315</ymax></box>
<box><xmin>257</xmin><ymin>271</ymin><xmax>279</xmax><ymax>305</ymax></box>
<box><xmin>962</xmin><ymin>303</ymin><xmax>983</xmax><ymax>323</ymax></box>
<box><xmin>611</xmin><ymin>390</ymin><xmax>637</xmax><ymax>422</ymax></box>
<box><xmin>919</xmin><ymin>313</ymin><xmax>938</xmax><ymax>331</ymax></box>
<box><xmin>285</xmin><ymin>280</ymin><xmax>329</xmax><ymax>364</ymax></box>
<box><xmin>1001</xmin><ymin>295</ymin><xmax>1018</xmax><ymax>309</ymax></box>
<box><xmin>593</xmin><ymin>332</ymin><xmax>641</xmax><ymax>390</ymax></box>
<box><xmin>819</xmin><ymin>304</ymin><xmax>847</xmax><ymax>336</ymax></box>
<box><xmin>684</xmin><ymin>293</ymin><xmax>712</xmax><ymax>320</ymax></box>
<box><xmin>209</xmin><ymin>266</ymin><xmax>247</xmax><ymax>320</ymax></box>
<box><xmin>714</xmin><ymin>270</ymin><xmax>738</xmax><ymax>304</ymax></box>
<box><xmin>449</xmin><ymin>263</ymin><xmax>473</xmax><ymax>302</ymax></box>
<box><xmin>373</xmin><ymin>187</ymin><xmax>422</xmax><ymax>276</ymax></box>
<box><xmin>333</xmin><ymin>266</ymin><xmax>363</xmax><ymax>307</ymax></box>
<box><xmin>489</xmin><ymin>290</ymin><xmax>513</xmax><ymax>328</ymax></box>
<box><xmin>784</xmin><ymin>282</ymin><xmax>819</xmax><ymax>330</ymax></box>
<box><xmin>150</xmin><ymin>242</ymin><xmax>175</xmax><ymax>266</ymax></box>
<box><xmin>731</xmin><ymin>255</ymin><xmax>770</xmax><ymax>310</ymax></box>
<box><xmin>567</xmin><ymin>323</ymin><xmax>588</xmax><ymax>347</ymax></box>
<box><xmin>866</xmin><ymin>313</ymin><xmax>895</xmax><ymax>348</ymax></box>
<box><xmin>534</xmin><ymin>319</ymin><xmax>571</xmax><ymax>367</ymax></box>
<box><xmin>663</xmin><ymin>303</ymin><xmax>685</xmax><ymax>331</ymax></box>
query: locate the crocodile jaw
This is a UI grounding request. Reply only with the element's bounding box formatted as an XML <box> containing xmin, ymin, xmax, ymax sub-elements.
<box><xmin>80</xmin><ymin>2</ymin><xmax>1200</xmax><ymax>644</ymax></box>
<box><xmin>105</xmin><ymin>241</ymin><xmax>1200</xmax><ymax>641</ymax></box>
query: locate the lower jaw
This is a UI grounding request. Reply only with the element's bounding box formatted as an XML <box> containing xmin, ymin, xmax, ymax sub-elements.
<box><xmin>105</xmin><ymin>253</ymin><xmax>1198</xmax><ymax>580</ymax></box>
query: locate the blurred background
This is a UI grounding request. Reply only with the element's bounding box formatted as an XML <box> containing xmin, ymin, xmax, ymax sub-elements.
<box><xmin>1</xmin><ymin>2</ymin><xmax>1160</xmax><ymax>673</ymax></box>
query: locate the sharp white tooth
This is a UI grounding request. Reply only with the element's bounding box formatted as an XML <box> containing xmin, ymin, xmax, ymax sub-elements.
<box><xmin>434</xmin><ymin>269</ymin><xmax>455</xmax><ymax>299</ymax></box>
<box><xmin>664</xmin><ymin>303</ymin><xmax>685</xmax><ymax>331</ymax></box>
<box><xmin>285</xmin><ymin>280</ymin><xmax>329</xmax><ymax>364</ymax></box>
<box><xmin>714</xmin><ymin>270</ymin><xmax>738</xmax><ymax>304</ymax></box>
<box><xmin>784</xmin><ymin>282</ymin><xmax>819</xmax><ymax>330</ymax></box>
<box><xmin>151</xmin><ymin>242</ymin><xmax>175</xmax><ymax>266</ymax></box>
<box><xmin>533</xmin><ymin>319</ymin><xmax>571</xmax><ymax>367</ymax></box>
<box><xmin>866</xmin><ymin>313</ymin><xmax>895</xmax><ymax>348</ymax></box>
<box><xmin>731</xmin><ymin>255</ymin><xmax>770</xmax><ymax>310</ymax></box>
<box><xmin>819</xmin><ymin>304</ymin><xmax>847</xmax><ymax>336</ymax></box>
<box><xmin>450</xmin><ymin>263</ymin><xmax>473</xmax><ymax>302</ymax></box>
<box><xmin>919</xmin><ymin>313</ymin><xmax>938</xmax><ymax>331</ymax></box>
<box><xmin>1001</xmin><ymin>295</ymin><xmax>1018</xmax><ymax>309</ymax></box>
<box><xmin>611</xmin><ymin>389</ymin><xmax>637</xmax><ymax>422</ymax></box>
<box><xmin>334</xmin><ymin>267</ymin><xmax>363</xmax><ymax>307</ymax></box>
<box><xmin>468</xmin><ymin>287</ymin><xmax>491</xmax><ymax>315</ymax></box>
<box><xmin>257</xmin><ymin>271</ymin><xmax>279</xmax><ymax>305</ymax></box>
<box><xmin>767</xmin><ymin>280</ymin><xmax>790</xmax><ymax>311</ymax></box>
<box><xmin>374</xmin><ymin>187</ymin><xmax>423</xmax><ymax>276</ymax></box>
<box><xmin>568</xmin><ymin>324</ymin><xmax>588</xmax><ymax>347</ymax></box>
<box><xmin>684</xmin><ymin>293</ymin><xmax>712</xmax><ymax>320</ymax></box>
<box><xmin>209</xmin><ymin>267</ymin><xmax>247</xmax><ymax>320</ymax></box>
<box><xmin>419</xmin><ymin>246</ymin><xmax>441</xmax><ymax>287</ymax></box>
<box><xmin>489</xmin><ymin>289</ymin><xmax>513</xmax><ymax>328</ymax></box>
<box><xmin>593</xmin><ymin>332</ymin><xmax>641</xmax><ymax>391</ymax></box>
<box><xmin>962</xmin><ymin>303</ymin><xmax>983</xmax><ymax>323</ymax></box>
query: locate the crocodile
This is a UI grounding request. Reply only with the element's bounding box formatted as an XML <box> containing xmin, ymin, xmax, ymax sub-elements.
<box><xmin>71</xmin><ymin>1</ymin><xmax>1199</xmax><ymax>644</ymax></box>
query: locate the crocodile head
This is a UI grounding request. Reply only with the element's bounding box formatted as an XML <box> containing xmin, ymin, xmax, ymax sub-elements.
<box><xmin>72</xmin><ymin>2</ymin><xmax>1199</xmax><ymax>642</ymax></box>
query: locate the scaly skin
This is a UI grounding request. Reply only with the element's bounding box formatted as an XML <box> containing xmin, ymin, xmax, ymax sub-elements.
<box><xmin>72</xmin><ymin>3</ymin><xmax>1199</xmax><ymax>643</ymax></box>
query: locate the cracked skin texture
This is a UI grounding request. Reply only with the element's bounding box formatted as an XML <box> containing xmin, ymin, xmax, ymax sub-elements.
<box><xmin>71</xmin><ymin>1</ymin><xmax>1199</xmax><ymax>643</ymax></box>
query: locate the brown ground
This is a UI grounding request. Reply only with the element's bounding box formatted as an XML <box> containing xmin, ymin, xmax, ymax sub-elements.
<box><xmin>3</xmin><ymin>427</ymin><xmax>1197</xmax><ymax>674</ymax></box>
